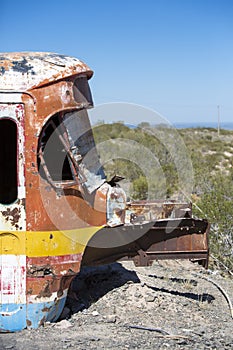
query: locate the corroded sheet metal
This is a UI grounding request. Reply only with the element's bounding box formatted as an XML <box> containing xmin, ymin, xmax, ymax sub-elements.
<box><xmin>0</xmin><ymin>52</ymin><xmax>209</xmax><ymax>332</ymax></box>
<box><xmin>0</xmin><ymin>227</ymin><xmax>101</xmax><ymax>331</ymax></box>
<box><xmin>125</xmin><ymin>200</ymin><xmax>192</xmax><ymax>223</ymax></box>
<box><xmin>0</xmin><ymin>52</ymin><xmax>93</xmax><ymax>91</ymax></box>
<box><xmin>81</xmin><ymin>217</ymin><xmax>209</xmax><ymax>268</ymax></box>
<box><xmin>107</xmin><ymin>186</ymin><xmax>127</xmax><ymax>227</ymax></box>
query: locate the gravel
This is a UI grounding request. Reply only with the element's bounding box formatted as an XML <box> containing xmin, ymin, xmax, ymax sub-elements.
<box><xmin>0</xmin><ymin>260</ymin><xmax>232</xmax><ymax>350</ymax></box>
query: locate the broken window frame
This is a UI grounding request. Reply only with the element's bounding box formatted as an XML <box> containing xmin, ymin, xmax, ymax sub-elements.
<box><xmin>38</xmin><ymin>112</ymin><xmax>87</xmax><ymax>190</ymax></box>
<box><xmin>72</xmin><ymin>75</ymin><xmax>93</xmax><ymax>108</ymax></box>
<box><xmin>38</xmin><ymin>104</ymin><xmax>106</xmax><ymax>193</ymax></box>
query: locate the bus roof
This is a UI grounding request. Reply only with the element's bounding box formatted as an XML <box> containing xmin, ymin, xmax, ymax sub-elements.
<box><xmin>0</xmin><ymin>52</ymin><xmax>93</xmax><ymax>91</ymax></box>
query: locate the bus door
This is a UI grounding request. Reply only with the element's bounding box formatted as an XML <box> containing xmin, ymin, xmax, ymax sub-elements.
<box><xmin>0</xmin><ymin>102</ymin><xmax>26</xmax><ymax>332</ymax></box>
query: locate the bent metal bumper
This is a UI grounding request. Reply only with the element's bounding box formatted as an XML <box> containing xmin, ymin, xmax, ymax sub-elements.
<box><xmin>81</xmin><ymin>216</ymin><xmax>210</xmax><ymax>269</ymax></box>
<box><xmin>82</xmin><ymin>197</ymin><xmax>209</xmax><ymax>268</ymax></box>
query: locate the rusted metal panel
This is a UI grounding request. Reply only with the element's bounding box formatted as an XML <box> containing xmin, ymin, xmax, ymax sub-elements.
<box><xmin>125</xmin><ymin>200</ymin><xmax>192</xmax><ymax>223</ymax></box>
<box><xmin>0</xmin><ymin>52</ymin><xmax>93</xmax><ymax>91</ymax></box>
<box><xmin>107</xmin><ymin>186</ymin><xmax>126</xmax><ymax>226</ymax></box>
<box><xmin>81</xmin><ymin>218</ymin><xmax>209</xmax><ymax>268</ymax></box>
<box><xmin>0</xmin><ymin>52</ymin><xmax>209</xmax><ymax>332</ymax></box>
<box><xmin>0</xmin><ymin>53</ymin><xmax>99</xmax><ymax>331</ymax></box>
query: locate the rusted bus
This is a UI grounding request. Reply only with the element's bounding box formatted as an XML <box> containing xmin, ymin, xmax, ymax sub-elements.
<box><xmin>0</xmin><ymin>52</ymin><xmax>105</xmax><ymax>331</ymax></box>
<box><xmin>0</xmin><ymin>52</ymin><xmax>209</xmax><ymax>332</ymax></box>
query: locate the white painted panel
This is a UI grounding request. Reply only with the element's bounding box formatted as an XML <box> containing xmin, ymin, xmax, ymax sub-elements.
<box><xmin>0</xmin><ymin>255</ymin><xmax>26</xmax><ymax>305</ymax></box>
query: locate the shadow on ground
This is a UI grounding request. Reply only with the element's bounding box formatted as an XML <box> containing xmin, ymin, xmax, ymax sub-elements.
<box><xmin>147</xmin><ymin>284</ymin><xmax>215</xmax><ymax>303</ymax></box>
<box><xmin>59</xmin><ymin>262</ymin><xmax>140</xmax><ymax>320</ymax></box>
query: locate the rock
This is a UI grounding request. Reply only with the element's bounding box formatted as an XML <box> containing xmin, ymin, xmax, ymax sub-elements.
<box><xmin>92</xmin><ymin>310</ymin><xmax>99</xmax><ymax>316</ymax></box>
<box><xmin>134</xmin><ymin>290</ymin><xmax>142</xmax><ymax>298</ymax></box>
<box><xmin>126</xmin><ymin>280</ymin><xmax>134</xmax><ymax>285</ymax></box>
<box><xmin>54</xmin><ymin>319</ymin><xmax>73</xmax><ymax>329</ymax></box>
<box><xmin>105</xmin><ymin>315</ymin><xmax>117</xmax><ymax>323</ymax></box>
<box><xmin>145</xmin><ymin>294</ymin><xmax>156</xmax><ymax>302</ymax></box>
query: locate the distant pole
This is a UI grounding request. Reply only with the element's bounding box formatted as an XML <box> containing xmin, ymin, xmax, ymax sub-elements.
<box><xmin>217</xmin><ymin>105</ymin><xmax>220</xmax><ymax>137</ymax></box>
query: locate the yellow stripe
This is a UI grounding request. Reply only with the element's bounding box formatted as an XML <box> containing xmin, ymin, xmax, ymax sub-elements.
<box><xmin>0</xmin><ymin>226</ymin><xmax>102</xmax><ymax>257</ymax></box>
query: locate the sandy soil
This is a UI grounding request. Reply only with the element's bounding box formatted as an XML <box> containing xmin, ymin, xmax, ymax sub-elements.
<box><xmin>0</xmin><ymin>260</ymin><xmax>232</xmax><ymax>350</ymax></box>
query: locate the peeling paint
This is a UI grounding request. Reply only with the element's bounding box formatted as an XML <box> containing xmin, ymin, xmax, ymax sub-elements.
<box><xmin>36</xmin><ymin>281</ymin><xmax>53</xmax><ymax>299</ymax></box>
<box><xmin>0</xmin><ymin>52</ymin><xmax>93</xmax><ymax>91</ymax></box>
<box><xmin>107</xmin><ymin>186</ymin><xmax>126</xmax><ymax>227</ymax></box>
<box><xmin>0</xmin><ymin>52</ymin><xmax>209</xmax><ymax>333</ymax></box>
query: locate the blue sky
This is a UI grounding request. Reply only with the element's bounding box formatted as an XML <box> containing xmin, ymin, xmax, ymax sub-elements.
<box><xmin>1</xmin><ymin>0</ymin><xmax>233</xmax><ymax>124</ymax></box>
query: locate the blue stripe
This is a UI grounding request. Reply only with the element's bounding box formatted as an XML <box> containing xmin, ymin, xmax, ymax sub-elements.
<box><xmin>0</xmin><ymin>297</ymin><xmax>66</xmax><ymax>332</ymax></box>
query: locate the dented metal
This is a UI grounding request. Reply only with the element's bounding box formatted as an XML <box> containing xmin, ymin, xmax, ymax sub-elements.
<box><xmin>0</xmin><ymin>52</ymin><xmax>209</xmax><ymax>332</ymax></box>
<box><xmin>0</xmin><ymin>52</ymin><xmax>93</xmax><ymax>91</ymax></box>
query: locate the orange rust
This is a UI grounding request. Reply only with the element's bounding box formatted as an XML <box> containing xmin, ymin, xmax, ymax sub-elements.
<box><xmin>0</xmin><ymin>59</ymin><xmax>14</xmax><ymax>71</ymax></box>
<box><xmin>27</xmin><ymin>255</ymin><xmax>81</xmax><ymax>277</ymax></box>
<box><xmin>22</xmin><ymin>80</ymin><xmax>106</xmax><ymax>232</ymax></box>
<box><xmin>29</xmin><ymin>80</ymin><xmax>81</xmax><ymax>119</ymax></box>
<box><xmin>0</xmin><ymin>53</ymin><xmax>209</xmax><ymax>332</ymax></box>
<box><xmin>26</xmin><ymin>274</ymin><xmax>74</xmax><ymax>298</ymax></box>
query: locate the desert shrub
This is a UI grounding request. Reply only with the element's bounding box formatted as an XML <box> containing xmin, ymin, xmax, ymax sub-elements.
<box><xmin>131</xmin><ymin>175</ymin><xmax>148</xmax><ymax>200</ymax></box>
<box><xmin>192</xmin><ymin>175</ymin><xmax>233</xmax><ymax>272</ymax></box>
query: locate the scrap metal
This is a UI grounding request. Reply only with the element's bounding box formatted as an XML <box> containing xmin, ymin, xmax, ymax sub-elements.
<box><xmin>0</xmin><ymin>52</ymin><xmax>209</xmax><ymax>332</ymax></box>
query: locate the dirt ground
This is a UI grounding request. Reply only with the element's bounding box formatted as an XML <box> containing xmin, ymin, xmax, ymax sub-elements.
<box><xmin>0</xmin><ymin>260</ymin><xmax>232</xmax><ymax>350</ymax></box>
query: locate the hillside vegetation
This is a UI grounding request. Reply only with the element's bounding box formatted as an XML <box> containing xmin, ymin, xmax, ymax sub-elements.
<box><xmin>93</xmin><ymin>122</ymin><xmax>233</xmax><ymax>273</ymax></box>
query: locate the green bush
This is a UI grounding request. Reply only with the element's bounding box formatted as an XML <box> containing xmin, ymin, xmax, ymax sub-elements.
<box><xmin>192</xmin><ymin>176</ymin><xmax>233</xmax><ymax>272</ymax></box>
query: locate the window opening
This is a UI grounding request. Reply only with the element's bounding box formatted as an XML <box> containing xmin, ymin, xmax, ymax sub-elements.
<box><xmin>0</xmin><ymin>118</ymin><xmax>18</xmax><ymax>204</ymax></box>
<box><xmin>38</xmin><ymin>113</ymin><xmax>75</xmax><ymax>183</ymax></box>
<box><xmin>73</xmin><ymin>76</ymin><xmax>93</xmax><ymax>107</ymax></box>
<box><xmin>38</xmin><ymin>109</ymin><xmax>106</xmax><ymax>193</ymax></box>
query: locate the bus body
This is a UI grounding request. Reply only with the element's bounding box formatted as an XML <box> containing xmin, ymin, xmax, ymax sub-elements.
<box><xmin>0</xmin><ymin>52</ymin><xmax>209</xmax><ymax>332</ymax></box>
